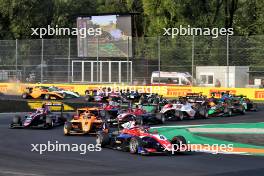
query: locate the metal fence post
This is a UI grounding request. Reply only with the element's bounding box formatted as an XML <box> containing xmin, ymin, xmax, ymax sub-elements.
<box><xmin>97</xmin><ymin>37</ymin><xmax>99</xmax><ymax>83</ymax></box>
<box><xmin>68</xmin><ymin>38</ymin><xmax>71</xmax><ymax>83</ymax></box>
<box><xmin>158</xmin><ymin>36</ymin><xmax>161</xmax><ymax>85</ymax></box>
<box><xmin>191</xmin><ymin>35</ymin><xmax>194</xmax><ymax>84</ymax></box>
<box><xmin>127</xmin><ymin>37</ymin><xmax>129</xmax><ymax>83</ymax></box>
<box><xmin>15</xmin><ymin>39</ymin><xmax>18</xmax><ymax>80</ymax></box>
<box><xmin>227</xmin><ymin>35</ymin><xmax>229</xmax><ymax>88</ymax></box>
<box><xmin>41</xmin><ymin>38</ymin><xmax>44</xmax><ymax>83</ymax></box>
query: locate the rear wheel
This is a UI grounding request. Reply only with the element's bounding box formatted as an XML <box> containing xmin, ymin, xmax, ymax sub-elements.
<box><xmin>96</xmin><ymin>132</ymin><xmax>110</xmax><ymax>147</ymax></box>
<box><xmin>85</xmin><ymin>95</ymin><xmax>92</xmax><ymax>102</ymax></box>
<box><xmin>136</xmin><ymin>116</ymin><xmax>144</xmax><ymax>126</ymax></box>
<box><xmin>240</xmin><ymin>105</ymin><xmax>246</xmax><ymax>114</ymax></box>
<box><xmin>64</xmin><ymin>122</ymin><xmax>72</xmax><ymax>135</ymax></box>
<box><xmin>224</xmin><ymin>107</ymin><xmax>232</xmax><ymax>117</ymax></box>
<box><xmin>176</xmin><ymin>111</ymin><xmax>184</xmax><ymax>121</ymax></box>
<box><xmin>44</xmin><ymin>94</ymin><xmax>50</xmax><ymax>100</ymax></box>
<box><xmin>45</xmin><ymin>117</ymin><xmax>53</xmax><ymax>128</ymax></box>
<box><xmin>200</xmin><ymin>107</ymin><xmax>209</xmax><ymax>119</ymax></box>
<box><xmin>156</xmin><ymin>113</ymin><xmax>165</xmax><ymax>124</ymax></box>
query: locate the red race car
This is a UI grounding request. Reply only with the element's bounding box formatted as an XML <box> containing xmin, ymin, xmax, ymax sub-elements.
<box><xmin>96</xmin><ymin>122</ymin><xmax>187</xmax><ymax>155</ymax></box>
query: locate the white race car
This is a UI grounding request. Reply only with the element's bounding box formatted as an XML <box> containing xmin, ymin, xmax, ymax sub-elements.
<box><xmin>160</xmin><ymin>101</ymin><xmax>208</xmax><ymax>120</ymax></box>
<box><xmin>47</xmin><ymin>86</ymin><xmax>80</xmax><ymax>99</ymax></box>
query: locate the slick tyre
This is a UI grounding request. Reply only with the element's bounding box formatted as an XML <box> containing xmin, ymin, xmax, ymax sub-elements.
<box><xmin>22</xmin><ymin>93</ymin><xmax>28</xmax><ymax>99</ymax></box>
<box><xmin>136</xmin><ymin>116</ymin><xmax>144</xmax><ymax>126</ymax></box>
<box><xmin>129</xmin><ymin>137</ymin><xmax>142</xmax><ymax>154</ymax></box>
<box><xmin>12</xmin><ymin>116</ymin><xmax>21</xmax><ymax>124</ymax></box>
<box><xmin>176</xmin><ymin>111</ymin><xmax>184</xmax><ymax>121</ymax></box>
<box><xmin>45</xmin><ymin>117</ymin><xmax>54</xmax><ymax>128</ymax></box>
<box><xmin>171</xmin><ymin>135</ymin><xmax>187</xmax><ymax>153</ymax></box>
<box><xmin>10</xmin><ymin>116</ymin><xmax>22</xmax><ymax>128</ymax></box>
<box><xmin>156</xmin><ymin>113</ymin><xmax>165</xmax><ymax>124</ymax></box>
<box><xmin>224</xmin><ymin>107</ymin><xmax>232</xmax><ymax>117</ymax></box>
<box><xmin>239</xmin><ymin>106</ymin><xmax>246</xmax><ymax>115</ymax></box>
<box><xmin>63</xmin><ymin>122</ymin><xmax>72</xmax><ymax>135</ymax></box>
<box><xmin>96</xmin><ymin>132</ymin><xmax>110</xmax><ymax>147</ymax></box>
<box><xmin>44</xmin><ymin>94</ymin><xmax>50</xmax><ymax>100</ymax></box>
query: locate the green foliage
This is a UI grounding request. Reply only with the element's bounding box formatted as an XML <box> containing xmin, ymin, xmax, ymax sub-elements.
<box><xmin>0</xmin><ymin>0</ymin><xmax>263</xmax><ymax>72</ymax></box>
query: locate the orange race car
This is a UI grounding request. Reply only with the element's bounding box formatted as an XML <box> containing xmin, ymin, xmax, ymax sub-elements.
<box><xmin>63</xmin><ymin>107</ymin><xmax>105</xmax><ymax>135</ymax></box>
<box><xmin>22</xmin><ymin>86</ymin><xmax>80</xmax><ymax>99</ymax></box>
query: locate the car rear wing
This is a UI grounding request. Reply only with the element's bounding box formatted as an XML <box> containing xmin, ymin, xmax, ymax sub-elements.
<box><xmin>44</xmin><ymin>102</ymin><xmax>63</xmax><ymax>107</ymax></box>
<box><xmin>43</xmin><ymin>102</ymin><xmax>64</xmax><ymax>114</ymax></box>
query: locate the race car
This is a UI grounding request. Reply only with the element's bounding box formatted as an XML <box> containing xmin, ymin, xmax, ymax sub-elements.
<box><xmin>45</xmin><ymin>86</ymin><xmax>80</xmax><ymax>99</ymax></box>
<box><xmin>63</xmin><ymin>107</ymin><xmax>104</xmax><ymax>135</ymax></box>
<box><xmin>161</xmin><ymin>98</ymin><xmax>208</xmax><ymax>121</ymax></box>
<box><xmin>22</xmin><ymin>86</ymin><xmax>79</xmax><ymax>99</ymax></box>
<box><xmin>233</xmin><ymin>95</ymin><xmax>257</xmax><ymax>111</ymax></box>
<box><xmin>84</xmin><ymin>89</ymin><xmax>108</xmax><ymax>102</ymax></box>
<box><xmin>207</xmin><ymin>92</ymin><xmax>246</xmax><ymax>116</ymax></box>
<box><xmin>10</xmin><ymin>102</ymin><xmax>66</xmax><ymax>129</ymax></box>
<box><xmin>96</xmin><ymin>122</ymin><xmax>187</xmax><ymax>155</ymax></box>
<box><xmin>107</xmin><ymin>104</ymin><xmax>165</xmax><ymax>126</ymax></box>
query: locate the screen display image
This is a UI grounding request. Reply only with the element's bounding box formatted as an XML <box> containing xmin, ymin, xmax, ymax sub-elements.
<box><xmin>77</xmin><ymin>15</ymin><xmax>132</xmax><ymax>57</ymax></box>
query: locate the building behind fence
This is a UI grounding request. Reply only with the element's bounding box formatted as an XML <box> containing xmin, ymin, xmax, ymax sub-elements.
<box><xmin>0</xmin><ymin>36</ymin><xmax>263</xmax><ymax>88</ymax></box>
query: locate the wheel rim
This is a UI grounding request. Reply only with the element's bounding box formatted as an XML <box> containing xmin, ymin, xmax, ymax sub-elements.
<box><xmin>229</xmin><ymin>110</ymin><xmax>232</xmax><ymax>116</ymax></box>
<box><xmin>204</xmin><ymin>110</ymin><xmax>208</xmax><ymax>118</ymax></box>
<box><xmin>130</xmin><ymin>140</ymin><xmax>138</xmax><ymax>153</ymax></box>
<box><xmin>179</xmin><ymin>112</ymin><xmax>184</xmax><ymax>120</ymax></box>
<box><xmin>63</xmin><ymin>126</ymin><xmax>68</xmax><ymax>134</ymax></box>
<box><xmin>161</xmin><ymin>116</ymin><xmax>165</xmax><ymax>123</ymax></box>
<box><xmin>96</xmin><ymin>136</ymin><xmax>102</xmax><ymax>145</ymax></box>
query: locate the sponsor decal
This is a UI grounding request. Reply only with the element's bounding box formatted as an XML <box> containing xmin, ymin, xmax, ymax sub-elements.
<box><xmin>167</xmin><ymin>88</ymin><xmax>192</xmax><ymax>97</ymax></box>
<box><xmin>255</xmin><ymin>91</ymin><xmax>264</xmax><ymax>99</ymax></box>
<box><xmin>0</xmin><ymin>85</ymin><xmax>8</xmax><ymax>92</ymax></box>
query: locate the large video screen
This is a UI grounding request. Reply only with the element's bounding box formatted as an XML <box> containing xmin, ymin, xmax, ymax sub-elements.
<box><xmin>77</xmin><ymin>15</ymin><xmax>132</xmax><ymax>57</ymax></box>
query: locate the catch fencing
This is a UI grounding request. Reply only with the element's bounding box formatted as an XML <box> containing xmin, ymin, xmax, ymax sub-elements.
<box><xmin>0</xmin><ymin>36</ymin><xmax>263</xmax><ymax>88</ymax></box>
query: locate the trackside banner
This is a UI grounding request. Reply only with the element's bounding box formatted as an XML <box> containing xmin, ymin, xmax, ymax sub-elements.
<box><xmin>0</xmin><ymin>83</ymin><xmax>264</xmax><ymax>100</ymax></box>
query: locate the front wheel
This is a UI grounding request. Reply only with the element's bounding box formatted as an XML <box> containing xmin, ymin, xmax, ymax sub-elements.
<box><xmin>64</xmin><ymin>122</ymin><xmax>72</xmax><ymax>135</ymax></box>
<box><xmin>10</xmin><ymin>116</ymin><xmax>22</xmax><ymax>128</ymax></box>
<box><xmin>22</xmin><ymin>93</ymin><xmax>28</xmax><ymax>99</ymax></box>
<box><xmin>156</xmin><ymin>113</ymin><xmax>165</xmax><ymax>124</ymax></box>
<box><xmin>129</xmin><ymin>137</ymin><xmax>142</xmax><ymax>154</ymax></box>
<box><xmin>171</xmin><ymin>135</ymin><xmax>188</xmax><ymax>153</ymax></box>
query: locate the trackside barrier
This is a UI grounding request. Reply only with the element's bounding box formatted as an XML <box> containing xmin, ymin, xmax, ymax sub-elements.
<box><xmin>0</xmin><ymin>83</ymin><xmax>264</xmax><ymax>101</ymax></box>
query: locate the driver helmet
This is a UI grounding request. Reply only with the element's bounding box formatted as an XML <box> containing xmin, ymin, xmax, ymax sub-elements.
<box><xmin>83</xmin><ymin>111</ymin><xmax>91</xmax><ymax>118</ymax></box>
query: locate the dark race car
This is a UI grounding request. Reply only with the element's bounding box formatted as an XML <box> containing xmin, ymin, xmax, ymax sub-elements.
<box><xmin>10</xmin><ymin>102</ymin><xmax>67</xmax><ymax>129</ymax></box>
<box><xmin>96</xmin><ymin>122</ymin><xmax>187</xmax><ymax>155</ymax></box>
<box><xmin>233</xmin><ymin>95</ymin><xmax>257</xmax><ymax>111</ymax></box>
<box><xmin>207</xmin><ymin>92</ymin><xmax>245</xmax><ymax>117</ymax></box>
<box><xmin>84</xmin><ymin>89</ymin><xmax>108</xmax><ymax>102</ymax></box>
<box><xmin>111</xmin><ymin>104</ymin><xmax>165</xmax><ymax>126</ymax></box>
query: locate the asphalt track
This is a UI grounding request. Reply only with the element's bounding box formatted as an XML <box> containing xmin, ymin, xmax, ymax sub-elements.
<box><xmin>0</xmin><ymin>110</ymin><xmax>264</xmax><ymax>176</ymax></box>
